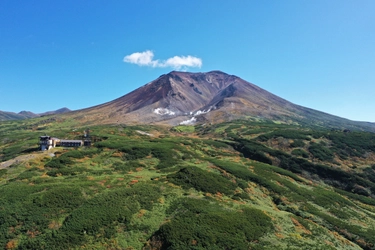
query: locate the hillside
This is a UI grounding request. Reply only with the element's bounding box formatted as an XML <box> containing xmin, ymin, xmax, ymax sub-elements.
<box><xmin>1</xmin><ymin>117</ymin><xmax>375</xmax><ymax>249</ymax></box>
<box><xmin>0</xmin><ymin>110</ymin><xmax>38</xmax><ymax>121</ymax></box>
<box><xmin>3</xmin><ymin>71</ymin><xmax>375</xmax><ymax>132</ymax></box>
<box><xmin>64</xmin><ymin>71</ymin><xmax>375</xmax><ymax>132</ymax></box>
<box><xmin>0</xmin><ymin>108</ymin><xmax>71</xmax><ymax>121</ymax></box>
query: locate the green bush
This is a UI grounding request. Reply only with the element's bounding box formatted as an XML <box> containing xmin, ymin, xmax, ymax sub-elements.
<box><xmin>0</xmin><ymin>169</ymin><xmax>7</xmax><ymax>178</ymax></box>
<box><xmin>153</xmin><ymin>198</ymin><xmax>273</xmax><ymax>249</ymax></box>
<box><xmin>290</xmin><ymin>139</ymin><xmax>305</xmax><ymax>148</ymax></box>
<box><xmin>168</xmin><ymin>166</ymin><xmax>236</xmax><ymax>195</ymax></box>
<box><xmin>112</xmin><ymin>161</ymin><xmax>145</xmax><ymax>172</ymax></box>
<box><xmin>47</xmin><ymin>166</ymin><xmax>86</xmax><ymax>177</ymax></box>
<box><xmin>122</xmin><ymin>147</ymin><xmax>151</xmax><ymax>160</ymax></box>
<box><xmin>0</xmin><ymin>183</ymin><xmax>55</xmax><ymax>248</ymax></box>
<box><xmin>15</xmin><ymin>168</ymin><xmax>40</xmax><ymax>180</ymax></box>
<box><xmin>151</xmin><ymin>147</ymin><xmax>180</xmax><ymax>169</ymax></box>
<box><xmin>210</xmin><ymin>159</ymin><xmax>286</xmax><ymax>194</ymax></box>
<box><xmin>203</xmin><ymin>139</ymin><xmax>230</xmax><ymax>149</ymax></box>
<box><xmin>362</xmin><ymin>167</ymin><xmax>375</xmax><ymax>183</ymax></box>
<box><xmin>233</xmin><ymin>192</ymin><xmax>250</xmax><ymax>200</ymax></box>
<box><xmin>98</xmin><ymin>138</ymin><xmax>182</xmax><ymax>169</ymax></box>
<box><xmin>45</xmin><ymin>156</ymin><xmax>74</xmax><ymax>168</ymax></box>
<box><xmin>33</xmin><ymin>186</ymin><xmax>86</xmax><ymax>211</ymax></box>
<box><xmin>231</xmin><ymin>140</ymin><xmax>273</xmax><ymax>165</ymax></box>
<box><xmin>62</xmin><ymin>150</ymin><xmax>84</xmax><ymax>159</ymax></box>
<box><xmin>335</xmin><ymin>188</ymin><xmax>375</xmax><ymax>206</ymax></box>
<box><xmin>311</xmin><ymin>187</ymin><xmax>352</xmax><ymax>208</ymax></box>
<box><xmin>308</xmin><ymin>142</ymin><xmax>334</xmax><ymax>161</ymax></box>
<box><xmin>252</xmin><ymin>162</ymin><xmax>305</xmax><ymax>183</ymax></box>
<box><xmin>48</xmin><ymin>184</ymin><xmax>161</xmax><ymax>249</ymax></box>
<box><xmin>257</xmin><ymin>129</ymin><xmax>311</xmax><ymax>141</ymax></box>
<box><xmin>291</xmin><ymin>148</ymin><xmax>309</xmax><ymax>158</ymax></box>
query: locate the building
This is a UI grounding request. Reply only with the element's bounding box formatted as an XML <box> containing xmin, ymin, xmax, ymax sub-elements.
<box><xmin>60</xmin><ymin>140</ymin><xmax>83</xmax><ymax>147</ymax></box>
<box><xmin>39</xmin><ymin>136</ymin><xmax>83</xmax><ymax>150</ymax></box>
<box><xmin>39</xmin><ymin>136</ymin><xmax>53</xmax><ymax>151</ymax></box>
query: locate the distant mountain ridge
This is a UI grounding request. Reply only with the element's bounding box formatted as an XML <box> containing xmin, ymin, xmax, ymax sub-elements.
<box><xmin>2</xmin><ymin>71</ymin><xmax>374</xmax><ymax>132</ymax></box>
<box><xmin>66</xmin><ymin>71</ymin><xmax>375</xmax><ymax>132</ymax></box>
<box><xmin>0</xmin><ymin>107</ymin><xmax>71</xmax><ymax>121</ymax></box>
<box><xmin>39</xmin><ymin>107</ymin><xmax>71</xmax><ymax>116</ymax></box>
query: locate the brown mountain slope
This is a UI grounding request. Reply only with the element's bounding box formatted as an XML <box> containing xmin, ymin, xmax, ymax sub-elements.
<box><xmin>91</xmin><ymin>71</ymin><xmax>235</xmax><ymax>114</ymax></box>
<box><xmin>66</xmin><ymin>71</ymin><xmax>375</xmax><ymax>131</ymax></box>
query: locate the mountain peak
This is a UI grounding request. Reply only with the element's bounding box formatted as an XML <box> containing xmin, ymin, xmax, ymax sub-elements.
<box><xmin>165</xmin><ymin>70</ymin><xmax>232</xmax><ymax>79</ymax></box>
<box><xmin>67</xmin><ymin>71</ymin><xmax>375</xmax><ymax>131</ymax></box>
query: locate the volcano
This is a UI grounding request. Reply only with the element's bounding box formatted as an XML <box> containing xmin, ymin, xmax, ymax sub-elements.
<box><xmin>68</xmin><ymin>71</ymin><xmax>375</xmax><ymax>131</ymax></box>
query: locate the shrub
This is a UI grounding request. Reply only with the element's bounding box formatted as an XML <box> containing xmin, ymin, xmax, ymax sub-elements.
<box><xmin>210</xmin><ymin>159</ymin><xmax>285</xmax><ymax>194</ymax></box>
<box><xmin>168</xmin><ymin>166</ymin><xmax>236</xmax><ymax>195</ymax></box>
<box><xmin>15</xmin><ymin>168</ymin><xmax>40</xmax><ymax>180</ymax></box>
<box><xmin>172</xmin><ymin>125</ymin><xmax>195</xmax><ymax>133</ymax></box>
<box><xmin>233</xmin><ymin>192</ymin><xmax>250</xmax><ymax>200</ymax></box>
<box><xmin>47</xmin><ymin>166</ymin><xmax>86</xmax><ymax>177</ymax></box>
<box><xmin>290</xmin><ymin>139</ymin><xmax>305</xmax><ymax>148</ymax></box>
<box><xmin>45</xmin><ymin>156</ymin><xmax>73</xmax><ymax>168</ymax></box>
<box><xmin>203</xmin><ymin>140</ymin><xmax>230</xmax><ymax>149</ymax></box>
<box><xmin>231</xmin><ymin>140</ymin><xmax>272</xmax><ymax>165</ymax></box>
<box><xmin>151</xmin><ymin>147</ymin><xmax>180</xmax><ymax>169</ymax></box>
<box><xmin>152</xmin><ymin>198</ymin><xmax>273</xmax><ymax>249</ymax></box>
<box><xmin>308</xmin><ymin>143</ymin><xmax>334</xmax><ymax>161</ymax></box>
<box><xmin>122</xmin><ymin>147</ymin><xmax>151</xmax><ymax>160</ymax></box>
<box><xmin>257</xmin><ymin>129</ymin><xmax>311</xmax><ymax>141</ymax></box>
<box><xmin>112</xmin><ymin>161</ymin><xmax>144</xmax><ymax>172</ymax></box>
<box><xmin>53</xmin><ymin>184</ymin><xmax>161</xmax><ymax>248</ymax></box>
<box><xmin>291</xmin><ymin>149</ymin><xmax>309</xmax><ymax>158</ymax></box>
<box><xmin>0</xmin><ymin>169</ymin><xmax>7</xmax><ymax>178</ymax></box>
<box><xmin>33</xmin><ymin>186</ymin><xmax>86</xmax><ymax>211</ymax></box>
<box><xmin>62</xmin><ymin>150</ymin><xmax>84</xmax><ymax>159</ymax></box>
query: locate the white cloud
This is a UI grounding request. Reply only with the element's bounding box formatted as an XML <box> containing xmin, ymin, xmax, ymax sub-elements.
<box><xmin>162</xmin><ymin>55</ymin><xmax>202</xmax><ymax>70</ymax></box>
<box><xmin>123</xmin><ymin>50</ymin><xmax>202</xmax><ymax>70</ymax></box>
<box><xmin>123</xmin><ymin>50</ymin><xmax>158</xmax><ymax>67</ymax></box>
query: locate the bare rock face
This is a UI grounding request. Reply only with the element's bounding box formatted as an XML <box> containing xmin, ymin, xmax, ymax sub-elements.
<box><xmin>92</xmin><ymin>70</ymin><xmax>303</xmax><ymax>124</ymax></box>
<box><xmin>102</xmin><ymin>71</ymin><xmax>238</xmax><ymax>114</ymax></box>
<box><xmin>65</xmin><ymin>71</ymin><xmax>375</xmax><ymax>131</ymax></box>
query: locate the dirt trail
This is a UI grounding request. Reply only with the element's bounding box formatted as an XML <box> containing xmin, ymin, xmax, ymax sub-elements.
<box><xmin>0</xmin><ymin>151</ymin><xmax>53</xmax><ymax>169</ymax></box>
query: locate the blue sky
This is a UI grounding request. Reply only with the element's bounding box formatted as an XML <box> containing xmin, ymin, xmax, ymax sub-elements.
<box><xmin>1</xmin><ymin>1</ymin><xmax>374</xmax><ymax>122</ymax></box>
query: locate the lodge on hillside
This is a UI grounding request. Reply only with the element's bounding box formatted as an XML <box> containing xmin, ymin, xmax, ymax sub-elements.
<box><xmin>39</xmin><ymin>136</ymin><xmax>84</xmax><ymax>150</ymax></box>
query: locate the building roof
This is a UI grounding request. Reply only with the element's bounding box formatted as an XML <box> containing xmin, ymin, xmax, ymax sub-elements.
<box><xmin>60</xmin><ymin>140</ymin><xmax>83</xmax><ymax>143</ymax></box>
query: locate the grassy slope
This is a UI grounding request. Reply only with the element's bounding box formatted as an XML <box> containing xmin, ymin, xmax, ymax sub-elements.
<box><xmin>0</xmin><ymin>117</ymin><xmax>375</xmax><ymax>249</ymax></box>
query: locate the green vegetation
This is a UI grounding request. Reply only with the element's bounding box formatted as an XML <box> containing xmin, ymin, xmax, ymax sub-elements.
<box><xmin>0</xmin><ymin>118</ymin><xmax>375</xmax><ymax>249</ymax></box>
<box><xmin>308</xmin><ymin>142</ymin><xmax>334</xmax><ymax>161</ymax></box>
<box><xmin>291</xmin><ymin>148</ymin><xmax>309</xmax><ymax>158</ymax></box>
<box><xmin>290</xmin><ymin>139</ymin><xmax>306</xmax><ymax>148</ymax></box>
<box><xmin>152</xmin><ymin>198</ymin><xmax>273</xmax><ymax>249</ymax></box>
<box><xmin>172</xmin><ymin>125</ymin><xmax>195</xmax><ymax>133</ymax></box>
<box><xmin>167</xmin><ymin>166</ymin><xmax>236</xmax><ymax>195</ymax></box>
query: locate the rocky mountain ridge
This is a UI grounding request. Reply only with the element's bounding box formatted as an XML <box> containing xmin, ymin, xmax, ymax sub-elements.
<box><xmin>67</xmin><ymin>71</ymin><xmax>375</xmax><ymax>131</ymax></box>
<box><xmin>2</xmin><ymin>71</ymin><xmax>374</xmax><ymax>131</ymax></box>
